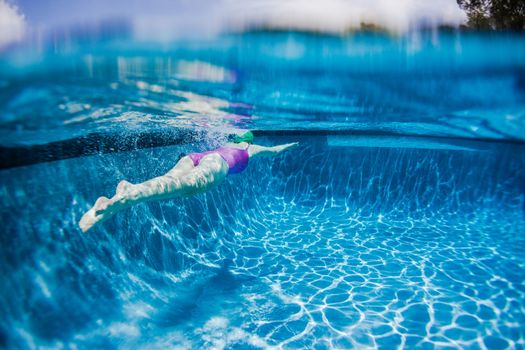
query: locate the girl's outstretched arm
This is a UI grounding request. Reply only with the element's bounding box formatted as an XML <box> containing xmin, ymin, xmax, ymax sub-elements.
<box><xmin>247</xmin><ymin>142</ymin><xmax>299</xmax><ymax>158</ymax></box>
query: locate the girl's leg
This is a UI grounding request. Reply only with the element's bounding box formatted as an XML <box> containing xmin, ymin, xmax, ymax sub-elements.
<box><xmin>115</xmin><ymin>156</ymin><xmax>195</xmax><ymax>196</ymax></box>
<box><xmin>79</xmin><ymin>154</ymin><xmax>229</xmax><ymax>232</ymax></box>
<box><xmin>116</xmin><ymin>154</ymin><xmax>227</xmax><ymax>202</ymax></box>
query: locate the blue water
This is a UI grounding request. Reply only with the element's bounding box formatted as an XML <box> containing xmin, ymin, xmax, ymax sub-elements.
<box><xmin>1</xmin><ymin>32</ymin><xmax>525</xmax><ymax>349</ymax></box>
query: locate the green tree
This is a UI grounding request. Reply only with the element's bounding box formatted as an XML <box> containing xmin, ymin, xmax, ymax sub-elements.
<box><xmin>457</xmin><ymin>0</ymin><xmax>525</xmax><ymax>30</ymax></box>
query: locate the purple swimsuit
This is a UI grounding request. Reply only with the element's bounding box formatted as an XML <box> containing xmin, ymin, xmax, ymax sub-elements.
<box><xmin>187</xmin><ymin>146</ymin><xmax>249</xmax><ymax>174</ymax></box>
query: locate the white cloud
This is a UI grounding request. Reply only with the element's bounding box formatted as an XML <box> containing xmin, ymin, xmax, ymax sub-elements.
<box><xmin>132</xmin><ymin>0</ymin><xmax>467</xmax><ymax>41</ymax></box>
<box><xmin>0</xmin><ymin>0</ymin><xmax>26</xmax><ymax>48</ymax></box>
<box><xmin>223</xmin><ymin>0</ymin><xmax>467</xmax><ymax>33</ymax></box>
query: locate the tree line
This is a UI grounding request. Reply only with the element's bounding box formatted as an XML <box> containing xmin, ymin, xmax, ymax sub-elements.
<box><xmin>457</xmin><ymin>0</ymin><xmax>524</xmax><ymax>30</ymax></box>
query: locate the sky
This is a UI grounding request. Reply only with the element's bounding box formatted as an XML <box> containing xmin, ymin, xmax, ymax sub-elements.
<box><xmin>0</xmin><ymin>0</ymin><xmax>467</xmax><ymax>48</ymax></box>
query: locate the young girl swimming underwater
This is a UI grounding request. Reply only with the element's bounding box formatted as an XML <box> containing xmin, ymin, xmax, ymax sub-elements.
<box><xmin>79</xmin><ymin>132</ymin><xmax>298</xmax><ymax>232</ymax></box>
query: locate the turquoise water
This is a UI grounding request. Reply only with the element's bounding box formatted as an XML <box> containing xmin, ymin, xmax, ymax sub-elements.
<box><xmin>1</xmin><ymin>32</ymin><xmax>525</xmax><ymax>349</ymax></box>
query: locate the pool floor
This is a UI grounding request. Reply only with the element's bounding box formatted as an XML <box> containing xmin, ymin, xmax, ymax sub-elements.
<box><xmin>1</xmin><ymin>139</ymin><xmax>524</xmax><ymax>349</ymax></box>
<box><xmin>113</xmin><ymin>203</ymin><xmax>522</xmax><ymax>349</ymax></box>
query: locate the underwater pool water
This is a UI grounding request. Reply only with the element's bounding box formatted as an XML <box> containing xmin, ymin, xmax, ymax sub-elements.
<box><xmin>1</xmin><ymin>32</ymin><xmax>525</xmax><ymax>349</ymax></box>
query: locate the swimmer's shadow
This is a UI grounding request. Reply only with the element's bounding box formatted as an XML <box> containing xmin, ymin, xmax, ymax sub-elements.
<box><xmin>153</xmin><ymin>265</ymin><xmax>253</xmax><ymax>328</ymax></box>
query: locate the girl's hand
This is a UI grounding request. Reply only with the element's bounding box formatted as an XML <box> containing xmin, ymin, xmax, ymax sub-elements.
<box><xmin>275</xmin><ymin>142</ymin><xmax>299</xmax><ymax>152</ymax></box>
<box><xmin>284</xmin><ymin>142</ymin><xmax>299</xmax><ymax>150</ymax></box>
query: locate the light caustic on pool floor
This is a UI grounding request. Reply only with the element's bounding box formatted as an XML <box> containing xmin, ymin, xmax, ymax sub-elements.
<box><xmin>221</xmin><ymin>201</ymin><xmax>525</xmax><ymax>349</ymax></box>
<box><xmin>165</xmin><ymin>145</ymin><xmax>525</xmax><ymax>349</ymax></box>
<box><xmin>72</xmin><ymin>197</ymin><xmax>524</xmax><ymax>349</ymax></box>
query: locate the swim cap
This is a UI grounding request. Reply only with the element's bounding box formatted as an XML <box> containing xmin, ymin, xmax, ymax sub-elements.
<box><xmin>230</xmin><ymin>131</ymin><xmax>254</xmax><ymax>144</ymax></box>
